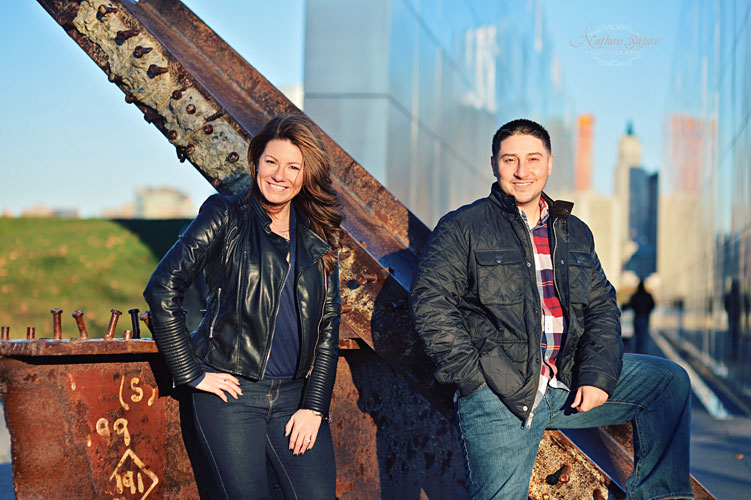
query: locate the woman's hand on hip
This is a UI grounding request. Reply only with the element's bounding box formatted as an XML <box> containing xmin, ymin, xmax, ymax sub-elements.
<box><xmin>194</xmin><ymin>372</ymin><xmax>242</xmax><ymax>402</ymax></box>
<box><xmin>285</xmin><ymin>409</ymin><xmax>323</xmax><ymax>455</ymax></box>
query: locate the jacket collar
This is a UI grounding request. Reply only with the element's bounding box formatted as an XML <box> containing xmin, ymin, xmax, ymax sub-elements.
<box><xmin>488</xmin><ymin>182</ymin><xmax>573</xmax><ymax>219</ymax></box>
<box><xmin>247</xmin><ymin>191</ymin><xmax>331</xmax><ymax>267</ymax></box>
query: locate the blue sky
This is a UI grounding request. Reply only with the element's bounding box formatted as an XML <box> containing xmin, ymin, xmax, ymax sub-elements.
<box><xmin>0</xmin><ymin>0</ymin><xmax>679</xmax><ymax>217</ymax></box>
<box><xmin>544</xmin><ymin>0</ymin><xmax>681</xmax><ymax>194</ymax></box>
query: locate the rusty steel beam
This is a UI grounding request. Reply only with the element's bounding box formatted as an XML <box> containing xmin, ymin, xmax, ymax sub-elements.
<box><xmin>0</xmin><ymin>341</ymin><xmax>199</xmax><ymax>499</ymax></box>
<box><xmin>2</xmin><ymin>1</ymin><xmax>711</xmax><ymax>499</ymax></box>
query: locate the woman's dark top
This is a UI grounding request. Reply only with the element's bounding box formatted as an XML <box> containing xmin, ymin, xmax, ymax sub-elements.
<box><xmin>265</xmin><ymin>206</ymin><xmax>302</xmax><ymax>379</ymax></box>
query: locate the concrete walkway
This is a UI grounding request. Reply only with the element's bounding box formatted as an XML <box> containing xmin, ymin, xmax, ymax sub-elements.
<box><xmin>649</xmin><ymin>329</ymin><xmax>751</xmax><ymax>500</ymax></box>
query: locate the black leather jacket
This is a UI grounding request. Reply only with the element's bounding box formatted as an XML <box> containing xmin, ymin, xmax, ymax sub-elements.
<box><xmin>410</xmin><ymin>183</ymin><xmax>622</xmax><ymax>421</ymax></box>
<box><xmin>143</xmin><ymin>193</ymin><xmax>341</xmax><ymax>415</ymax></box>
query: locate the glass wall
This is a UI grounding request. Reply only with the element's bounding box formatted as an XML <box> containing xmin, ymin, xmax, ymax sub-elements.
<box><xmin>660</xmin><ymin>0</ymin><xmax>751</xmax><ymax>400</ymax></box>
<box><xmin>304</xmin><ymin>0</ymin><xmax>573</xmax><ymax>227</ymax></box>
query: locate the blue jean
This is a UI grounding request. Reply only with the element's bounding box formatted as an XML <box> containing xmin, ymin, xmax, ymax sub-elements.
<box><xmin>455</xmin><ymin>354</ymin><xmax>693</xmax><ymax>500</ymax></box>
<box><xmin>191</xmin><ymin>378</ymin><xmax>336</xmax><ymax>500</ymax></box>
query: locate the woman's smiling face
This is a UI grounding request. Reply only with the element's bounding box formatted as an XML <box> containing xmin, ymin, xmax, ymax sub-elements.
<box><xmin>256</xmin><ymin>139</ymin><xmax>304</xmax><ymax>207</ymax></box>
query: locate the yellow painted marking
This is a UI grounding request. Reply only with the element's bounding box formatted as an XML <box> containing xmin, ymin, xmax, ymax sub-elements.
<box><xmin>114</xmin><ymin>418</ymin><xmax>130</xmax><ymax>447</ymax></box>
<box><xmin>130</xmin><ymin>378</ymin><xmax>144</xmax><ymax>403</ymax></box>
<box><xmin>96</xmin><ymin>418</ymin><xmax>110</xmax><ymax>437</ymax></box>
<box><xmin>147</xmin><ymin>388</ymin><xmax>156</xmax><ymax>407</ymax></box>
<box><xmin>109</xmin><ymin>449</ymin><xmax>159</xmax><ymax>500</ymax></box>
<box><xmin>118</xmin><ymin>375</ymin><xmax>130</xmax><ymax>411</ymax></box>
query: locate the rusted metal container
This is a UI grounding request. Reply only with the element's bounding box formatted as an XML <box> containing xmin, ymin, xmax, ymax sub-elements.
<box><xmin>0</xmin><ymin>0</ymin><xmax>716</xmax><ymax>498</ymax></box>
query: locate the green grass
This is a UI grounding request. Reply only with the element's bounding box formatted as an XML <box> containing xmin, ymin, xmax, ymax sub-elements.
<box><xmin>0</xmin><ymin>218</ymin><xmax>191</xmax><ymax>339</ymax></box>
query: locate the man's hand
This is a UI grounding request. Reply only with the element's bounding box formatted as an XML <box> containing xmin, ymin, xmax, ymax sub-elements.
<box><xmin>571</xmin><ymin>385</ymin><xmax>609</xmax><ymax>412</ymax></box>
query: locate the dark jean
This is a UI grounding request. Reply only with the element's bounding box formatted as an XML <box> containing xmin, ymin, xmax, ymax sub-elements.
<box><xmin>455</xmin><ymin>354</ymin><xmax>694</xmax><ymax>500</ymax></box>
<box><xmin>191</xmin><ymin>377</ymin><xmax>336</xmax><ymax>500</ymax></box>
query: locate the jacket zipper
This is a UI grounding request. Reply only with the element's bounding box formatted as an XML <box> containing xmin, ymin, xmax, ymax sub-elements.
<box><xmin>516</xmin><ymin>211</ymin><xmax>543</xmax><ymax>428</ymax></box>
<box><xmin>259</xmin><ymin>263</ymin><xmax>290</xmax><ymax>379</ymax></box>
<box><xmin>208</xmin><ymin>287</ymin><xmax>222</xmax><ymax>338</ymax></box>
<box><xmin>306</xmin><ymin>265</ymin><xmax>328</xmax><ymax>378</ymax></box>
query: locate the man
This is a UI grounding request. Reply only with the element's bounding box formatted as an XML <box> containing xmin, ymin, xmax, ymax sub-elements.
<box><xmin>410</xmin><ymin>119</ymin><xmax>693</xmax><ymax>500</ymax></box>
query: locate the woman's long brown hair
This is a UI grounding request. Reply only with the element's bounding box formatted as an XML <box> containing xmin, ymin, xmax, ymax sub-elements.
<box><xmin>247</xmin><ymin>114</ymin><xmax>343</xmax><ymax>274</ymax></box>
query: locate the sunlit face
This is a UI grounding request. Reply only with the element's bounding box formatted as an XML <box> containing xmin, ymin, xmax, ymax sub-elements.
<box><xmin>256</xmin><ymin>139</ymin><xmax>304</xmax><ymax>207</ymax></box>
<box><xmin>492</xmin><ymin>134</ymin><xmax>553</xmax><ymax>213</ymax></box>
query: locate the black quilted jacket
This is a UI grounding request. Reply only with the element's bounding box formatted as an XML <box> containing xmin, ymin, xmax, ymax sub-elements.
<box><xmin>410</xmin><ymin>183</ymin><xmax>622</xmax><ymax>421</ymax></box>
<box><xmin>144</xmin><ymin>192</ymin><xmax>340</xmax><ymax>415</ymax></box>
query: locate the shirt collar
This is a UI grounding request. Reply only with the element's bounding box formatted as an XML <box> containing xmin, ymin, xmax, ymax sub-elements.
<box><xmin>519</xmin><ymin>197</ymin><xmax>549</xmax><ymax>229</ymax></box>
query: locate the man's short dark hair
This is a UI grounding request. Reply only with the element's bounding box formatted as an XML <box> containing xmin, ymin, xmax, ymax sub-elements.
<box><xmin>491</xmin><ymin>119</ymin><xmax>552</xmax><ymax>159</ymax></box>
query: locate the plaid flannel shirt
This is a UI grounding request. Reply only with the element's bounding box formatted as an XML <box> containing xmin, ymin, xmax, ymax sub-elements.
<box><xmin>520</xmin><ymin>198</ymin><xmax>569</xmax><ymax>427</ymax></box>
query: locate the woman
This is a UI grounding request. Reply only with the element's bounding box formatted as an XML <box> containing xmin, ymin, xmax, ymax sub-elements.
<box><xmin>144</xmin><ymin>114</ymin><xmax>342</xmax><ymax>499</ymax></box>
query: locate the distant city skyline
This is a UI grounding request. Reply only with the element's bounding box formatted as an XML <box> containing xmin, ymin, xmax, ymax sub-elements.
<box><xmin>1</xmin><ymin>0</ymin><xmax>676</xmax><ymax>217</ymax></box>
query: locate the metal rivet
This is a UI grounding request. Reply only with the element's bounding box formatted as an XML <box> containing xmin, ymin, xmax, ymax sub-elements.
<box><xmin>143</xmin><ymin>110</ymin><xmax>161</xmax><ymax>123</ymax></box>
<box><xmin>227</xmin><ymin>152</ymin><xmax>239</xmax><ymax>163</ymax></box>
<box><xmin>98</xmin><ymin>5</ymin><xmax>118</xmax><ymax>16</ymax></box>
<box><xmin>522</xmin><ymin>405</ymin><xmax>528</xmax><ymax>411</ymax></box>
<box><xmin>133</xmin><ymin>46</ymin><xmax>152</xmax><ymax>58</ymax></box>
<box><xmin>186</xmin><ymin>104</ymin><xmax>196</xmax><ymax>114</ymax></box>
<box><xmin>185</xmin><ymin>144</ymin><xmax>195</xmax><ymax>155</ymax></box>
<box><xmin>356</xmin><ymin>273</ymin><xmax>378</xmax><ymax>285</ymax></box>
<box><xmin>50</xmin><ymin>308</ymin><xmax>63</xmax><ymax>340</ymax></box>
<box><xmin>128</xmin><ymin>309</ymin><xmax>141</xmax><ymax>339</ymax></box>
<box><xmin>211</xmin><ymin>178</ymin><xmax>222</xmax><ymax>188</ymax></box>
<box><xmin>139</xmin><ymin>311</ymin><xmax>153</xmax><ymax>334</ymax></box>
<box><xmin>115</xmin><ymin>29</ymin><xmax>139</xmax><ymax>43</ymax></box>
<box><xmin>203</xmin><ymin>124</ymin><xmax>213</xmax><ymax>135</ymax></box>
<box><xmin>167</xmin><ymin>130</ymin><xmax>177</xmax><ymax>141</ymax></box>
<box><xmin>205</xmin><ymin>109</ymin><xmax>225</xmax><ymax>122</ymax></box>
<box><xmin>124</xmin><ymin>93</ymin><xmax>136</xmax><ymax>103</ymax></box>
<box><xmin>495</xmin><ymin>258</ymin><xmax>503</xmax><ymax>264</ymax></box>
<box><xmin>545</xmin><ymin>464</ymin><xmax>570</xmax><ymax>485</ymax></box>
<box><xmin>72</xmin><ymin>310</ymin><xmax>89</xmax><ymax>340</ymax></box>
<box><xmin>526</xmin><ymin>262</ymin><xmax>531</xmax><ymax>268</ymax></box>
<box><xmin>148</xmin><ymin>64</ymin><xmax>168</xmax><ymax>76</ymax></box>
<box><xmin>105</xmin><ymin>309</ymin><xmax>122</xmax><ymax>340</ymax></box>
<box><xmin>171</xmin><ymin>89</ymin><xmax>183</xmax><ymax>100</ymax></box>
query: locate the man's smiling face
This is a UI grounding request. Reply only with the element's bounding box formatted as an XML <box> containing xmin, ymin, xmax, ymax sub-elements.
<box><xmin>493</xmin><ymin>134</ymin><xmax>553</xmax><ymax>213</ymax></box>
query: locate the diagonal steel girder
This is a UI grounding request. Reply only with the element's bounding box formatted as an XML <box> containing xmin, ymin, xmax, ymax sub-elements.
<box><xmin>36</xmin><ymin>0</ymin><xmax>443</xmax><ymax>410</ymax></box>
<box><xmin>28</xmin><ymin>1</ymin><xmax>715</xmax><ymax>499</ymax></box>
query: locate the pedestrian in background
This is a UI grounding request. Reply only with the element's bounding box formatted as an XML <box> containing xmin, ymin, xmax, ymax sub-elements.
<box><xmin>623</xmin><ymin>279</ymin><xmax>656</xmax><ymax>354</ymax></box>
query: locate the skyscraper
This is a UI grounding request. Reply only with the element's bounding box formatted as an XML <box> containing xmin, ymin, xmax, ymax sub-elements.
<box><xmin>303</xmin><ymin>0</ymin><xmax>573</xmax><ymax>226</ymax></box>
<box><xmin>614</xmin><ymin>122</ymin><xmax>643</xmax><ymax>271</ymax></box>
<box><xmin>574</xmin><ymin>114</ymin><xmax>594</xmax><ymax>192</ymax></box>
<box><xmin>625</xmin><ymin>169</ymin><xmax>658</xmax><ymax>279</ymax></box>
